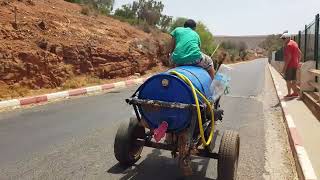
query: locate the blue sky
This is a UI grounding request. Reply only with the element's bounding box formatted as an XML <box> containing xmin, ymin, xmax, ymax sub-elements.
<box><xmin>113</xmin><ymin>0</ymin><xmax>320</xmax><ymax>36</ymax></box>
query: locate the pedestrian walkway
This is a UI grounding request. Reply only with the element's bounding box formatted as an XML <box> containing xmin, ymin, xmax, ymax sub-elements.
<box><xmin>269</xmin><ymin>65</ymin><xmax>319</xmax><ymax>180</ymax></box>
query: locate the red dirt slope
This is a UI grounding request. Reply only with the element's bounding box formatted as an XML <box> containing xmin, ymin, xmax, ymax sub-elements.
<box><xmin>0</xmin><ymin>0</ymin><xmax>170</xmax><ymax>98</ymax></box>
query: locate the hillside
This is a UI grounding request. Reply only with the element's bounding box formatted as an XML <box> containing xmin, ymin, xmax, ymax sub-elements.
<box><xmin>0</xmin><ymin>0</ymin><xmax>170</xmax><ymax>99</ymax></box>
<box><xmin>214</xmin><ymin>35</ymin><xmax>267</xmax><ymax>49</ymax></box>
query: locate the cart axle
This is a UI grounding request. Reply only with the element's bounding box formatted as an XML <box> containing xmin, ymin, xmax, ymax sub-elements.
<box><xmin>134</xmin><ymin>139</ymin><xmax>219</xmax><ymax>159</ymax></box>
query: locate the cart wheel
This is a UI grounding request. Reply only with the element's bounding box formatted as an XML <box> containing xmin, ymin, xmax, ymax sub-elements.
<box><xmin>114</xmin><ymin>117</ymin><xmax>145</xmax><ymax>166</ymax></box>
<box><xmin>218</xmin><ymin>130</ymin><xmax>240</xmax><ymax>180</ymax></box>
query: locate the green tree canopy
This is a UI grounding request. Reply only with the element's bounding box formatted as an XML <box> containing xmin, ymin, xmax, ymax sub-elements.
<box><xmin>114</xmin><ymin>0</ymin><xmax>172</xmax><ymax>29</ymax></box>
<box><xmin>158</xmin><ymin>15</ymin><xmax>173</xmax><ymax>32</ymax></box>
<box><xmin>195</xmin><ymin>22</ymin><xmax>216</xmax><ymax>55</ymax></box>
<box><xmin>114</xmin><ymin>4</ymin><xmax>137</xmax><ymax>19</ymax></box>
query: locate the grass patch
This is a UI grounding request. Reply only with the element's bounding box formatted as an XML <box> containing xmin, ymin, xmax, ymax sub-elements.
<box><xmin>62</xmin><ymin>75</ymin><xmax>102</xmax><ymax>90</ymax></box>
<box><xmin>0</xmin><ymin>85</ymin><xmax>30</xmax><ymax>100</ymax></box>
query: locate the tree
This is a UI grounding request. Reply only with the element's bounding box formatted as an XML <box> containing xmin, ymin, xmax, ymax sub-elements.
<box><xmin>158</xmin><ymin>15</ymin><xmax>172</xmax><ymax>32</ymax></box>
<box><xmin>114</xmin><ymin>0</ymin><xmax>170</xmax><ymax>28</ymax></box>
<box><xmin>114</xmin><ymin>4</ymin><xmax>137</xmax><ymax>19</ymax></box>
<box><xmin>195</xmin><ymin>21</ymin><xmax>216</xmax><ymax>55</ymax></box>
<box><xmin>93</xmin><ymin>0</ymin><xmax>115</xmax><ymax>14</ymax></box>
<box><xmin>169</xmin><ymin>17</ymin><xmax>187</xmax><ymax>32</ymax></box>
<box><xmin>135</xmin><ymin>0</ymin><xmax>164</xmax><ymax>26</ymax></box>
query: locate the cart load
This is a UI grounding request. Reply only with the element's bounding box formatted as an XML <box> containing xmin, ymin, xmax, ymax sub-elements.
<box><xmin>137</xmin><ymin>65</ymin><xmax>213</xmax><ymax>132</ymax></box>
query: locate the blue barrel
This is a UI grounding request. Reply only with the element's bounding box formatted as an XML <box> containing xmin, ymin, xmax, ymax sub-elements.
<box><xmin>137</xmin><ymin>66</ymin><xmax>213</xmax><ymax>132</ymax></box>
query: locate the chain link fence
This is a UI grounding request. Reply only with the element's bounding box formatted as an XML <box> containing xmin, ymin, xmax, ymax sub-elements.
<box><xmin>306</xmin><ymin>21</ymin><xmax>316</xmax><ymax>61</ymax></box>
<box><xmin>317</xmin><ymin>16</ymin><xmax>320</xmax><ymax>71</ymax></box>
<box><xmin>300</xmin><ymin>30</ymin><xmax>306</xmax><ymax>62</ymax></box>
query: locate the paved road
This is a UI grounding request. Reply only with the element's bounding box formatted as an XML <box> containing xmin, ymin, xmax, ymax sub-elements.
<box><xmin>0</xmin><ymin>58</ymin><xmax>298</xmax><ymax>180</ymax></box>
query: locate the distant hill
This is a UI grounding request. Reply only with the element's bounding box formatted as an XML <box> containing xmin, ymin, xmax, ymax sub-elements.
<box><xmin>214</xmin><ymin>35</ymin><xmax>267</xmax><ymax>49</ymax></box>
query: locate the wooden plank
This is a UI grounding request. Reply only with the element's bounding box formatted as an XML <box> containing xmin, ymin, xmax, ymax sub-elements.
<box><xmin>309</xmin><ymin>69</ymin><xmax>320</xmax><ymax>76</ymax></box>
<box><xmin>309</xmin><ymin>81</ymin><xmax>320</xmax><ymax>90</ymax></box>
<box><xmin>302</xmin><ymin>92</ymin><xmax>320</xmax><ymax>121</ymax></box>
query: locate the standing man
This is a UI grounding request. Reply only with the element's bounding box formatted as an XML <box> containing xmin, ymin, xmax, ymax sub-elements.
<box><xmin>280</xmin><ymin>33</ymin><xmax>302</xmax><ymax>98</ymax></box>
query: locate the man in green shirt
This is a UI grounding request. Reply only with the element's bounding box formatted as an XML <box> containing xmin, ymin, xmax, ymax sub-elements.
<box><xmin>169</xmin><ymin>19</ymin><xmax>215</xmax><ymax>79</ymax></box>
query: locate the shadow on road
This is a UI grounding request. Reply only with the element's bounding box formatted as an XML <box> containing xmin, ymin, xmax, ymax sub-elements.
<box><xmin>107</xmin><ymin>149</ymin><xmax>216</xmax><ymax>180</ymax></box>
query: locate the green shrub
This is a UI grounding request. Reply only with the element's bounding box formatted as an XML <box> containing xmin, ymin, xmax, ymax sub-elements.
<box><xmin>195</xmin><ymin>22</ymin><xmax>216</xmax><ymax>55</ymax></box>
<box><xmin>64</xmin><ymin>0</ymin><xmax>114</xmax><ymax>15</ymax></box>
<box><xmin>113</xmin><ymin>16</ymin><xmax>139</xmax><ymax>25</ymax></box>
<box><xmin>169</xmin><ymin>17</ymin><xmax>187</xmax><ymax>32</ymax></box>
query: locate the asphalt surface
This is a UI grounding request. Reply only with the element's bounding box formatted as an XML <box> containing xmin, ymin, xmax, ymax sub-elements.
<box><xmin>0</xmin><ymin>58</ymin><xmax>298</xmax><ymax>180</ymax></box>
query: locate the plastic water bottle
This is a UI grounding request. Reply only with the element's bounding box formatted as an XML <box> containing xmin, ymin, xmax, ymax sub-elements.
<box><xmin>154</xmin><ymin>121</ymin><xmax>168</xmax><ymax>142</ymax></box>
<box><xmin>210</xmin><ymin>64</ymin><xmax>232</xmax><ymax>101</ymax></box>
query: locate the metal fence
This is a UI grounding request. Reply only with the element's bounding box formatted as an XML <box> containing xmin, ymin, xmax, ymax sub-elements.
<box><xmin>306</xmin><ymin>21</ymin><xmax>316</xmax><ymax>61</ymax></box>
<box><xmin>275</xmin><ymin>14</ymin><xmax>319</xmax><ymax>82</ymax></box>
<box><xmin>275</xmin><ymin>48</ymin><xmax>283</xmax><ymax>61</ymax></box>
<box><xmin>300</xmin><ymin>30</ymin><xmax>306</xmax><ymax>61</ymax></box>
<box><xmin>317</xmin><ymin>15</ymin><xmax>320</xmax><ymax>71</ymax></box>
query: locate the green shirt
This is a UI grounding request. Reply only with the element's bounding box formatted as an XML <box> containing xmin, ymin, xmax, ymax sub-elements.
<box><xmin>170</xmin><ymin>27</ymin><xmax>202</xmax><ymax>64</ymax></box>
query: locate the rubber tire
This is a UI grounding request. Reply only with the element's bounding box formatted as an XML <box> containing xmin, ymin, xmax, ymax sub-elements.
<box><xmin>217</xmin><ymin>130</ymin><xmax>240</xmax><ymax>180</ymax></box>
<box><xmin>114</xmin><ymin>117</ymin><xmax>145</xmax><ymax>166</ymax></box>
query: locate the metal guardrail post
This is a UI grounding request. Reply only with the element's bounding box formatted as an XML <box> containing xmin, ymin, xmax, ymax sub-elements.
<box><xmin>298</xmin><ymin>31</ymin><xmax>301</xmax><ymax>49</ymax></box>
<box><xmin>304</xmin><ymin>25</ymin><xmax>307</xmax><ymax>62</ymax></box>
<box><xmin>315</xmin><ymin>14</ymin><xmax>319</xmax><ymax>82</ymax></box>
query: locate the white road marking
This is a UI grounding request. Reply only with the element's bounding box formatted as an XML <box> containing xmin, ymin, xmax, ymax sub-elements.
<box><xmin>285</xmin><ymin>114</ymin><xmax>296</xmax><ymax>128</ymax></box>
<box><xmin>295</xmin><ymin>145</ymin><xmax>318</xmax><ymax>180</ymax></box>
<box><xmin>114</xmin><ymin>82</ymin><xmax>126</xmax><ymax>89</ymax></box>
<box><xmin>0</xmin><ymin>99</ymin><xmax>20</xmax><ymax>108</ymax></box>
<box><xmin>281</xmin><ymin>101</ymin><xmax>287</xmax><ymax>107</ymax></box>
<box><xmin>47</xmin><ymin>91</ymin><xmax>69</xmax><ymax>100</ymax></box>
<box><xmin>86</xmin><ymin>86</ymin><xmax>102</xmax><ymax>94</ymax></box>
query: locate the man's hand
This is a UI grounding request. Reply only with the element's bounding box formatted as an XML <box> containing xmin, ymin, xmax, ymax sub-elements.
<box><xmin>281</xmin><ymin>68</ymin><xmax>285</xmax><ymax>75</ymax></box>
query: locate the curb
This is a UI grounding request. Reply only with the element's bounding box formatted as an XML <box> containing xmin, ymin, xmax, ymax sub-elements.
<box><xmin>0</xmin><ymin>77</ymin><xmax>149</xmax><ymax>110</ymax></box>
<box><xmin>0</xmin><ymin>60</ymin><xmax>254</xmax><ymax>111</ymax></box>
<box><xmin>268</xmin><ymin>64</ymin><xmax>318</xmax><ymax>180</ymax></box>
